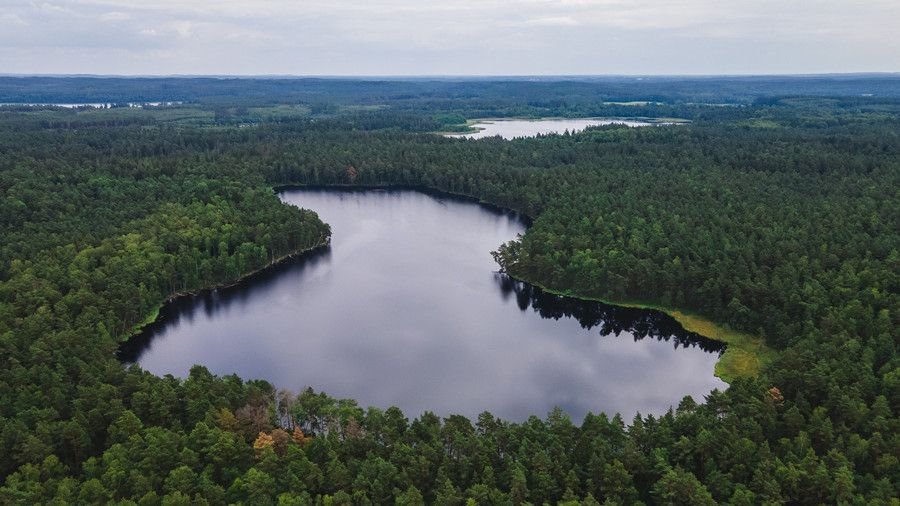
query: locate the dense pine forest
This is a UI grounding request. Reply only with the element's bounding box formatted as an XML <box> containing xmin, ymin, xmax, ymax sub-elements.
<box><xmin>0</xmin><ymin>77</ymin><xmax>897</xmax><ymax>504</ymax></box>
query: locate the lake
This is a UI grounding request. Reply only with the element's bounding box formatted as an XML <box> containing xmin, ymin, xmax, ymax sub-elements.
<box><xmin>0</xmin><ymin>102</ymin><xmax>182</xmax><ymax>109</ymax></box>
<box><xmin>445</xmin><ymin>118</ymin><xmax>671</xmax><ymax>140</ymax></box>
<box><xmin>121</xmin><ymin>188</ymin><xmax>726</xmax><ymax>421</ymax></box>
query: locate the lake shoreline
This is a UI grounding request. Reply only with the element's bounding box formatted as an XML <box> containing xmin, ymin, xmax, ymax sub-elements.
<box><xmin>275</xmin><ymin>183</ymin><xmax>772</xmax><ymax>383</ymax></box>
<box><xmin>440</xmin><ymin>116</ymin><xmax>688</xmax><ymax>138</ymax></box>
<box><xmin>123</xmin><ymin>182</ymin><xmax>522</xmax><ymax>343</ymax></box>
<box><xmin>120</xmin><ymin>236</ymin><xmax>331</xmax><ymax>342</ymax></box>
<box><xmin>499</xmin><ymin>270</ymin><xmax>775</xmax><ymax>383</ymax></box>
<box><xmin>274</xmin><ymin>183</ymin><xmax>534</xmax><ymax>226</ymax></box>
<box><xmin>123</xmin><ymin>186</ymin><xmax>731</xmax><ymax>419</ymax></box>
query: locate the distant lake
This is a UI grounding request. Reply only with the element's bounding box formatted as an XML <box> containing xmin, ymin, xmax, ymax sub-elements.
<box><xmin>121</xmin><ymin>188</ymin><xmax>726</xmax><ymax>421</ymax></box>
<box><xmin>0</xmin><ymin>102</ymin><xmax>181</xmax><ymax>109</ymax></box>
<box><xmin>446</xmin><ymin>118</ymin><xmax>673</xmax><ymax>140</ymax></box>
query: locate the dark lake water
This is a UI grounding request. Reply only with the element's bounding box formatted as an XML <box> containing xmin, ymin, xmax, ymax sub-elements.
<box><xmin>121</xmin><ymin>188</ymin><xmax>726</xmax><ymax>421</ymax></box>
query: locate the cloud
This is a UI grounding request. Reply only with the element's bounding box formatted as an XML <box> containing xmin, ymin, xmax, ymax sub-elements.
<box><xmin>0</xmin><ymin>13</ymin><xmax>29</xmax><ymax>26</ymax></box>
<box><xmin>0</xmin><ymin>0</ymin><xmax>898</xmax><ymax>74</ymax></box>
<box><xmin>521</xmin><ymin>16</ymin><xmax>580</xmax><ymax>27</ymax></box>
<box><xmin>99</xmin><ymin>11</ymin><xmax>132</xmax><ymax>22</ymax></box>
<box><xmin>168</xmin><ymin>20</ymin><xmax>194</xmax><ymax>38</ymax></box>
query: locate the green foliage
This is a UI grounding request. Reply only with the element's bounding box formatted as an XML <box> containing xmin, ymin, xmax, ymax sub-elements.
<box><xmin>0</xmin><ymin>87</ymin><xmax>898</xmax><ymax>504</ymax></box>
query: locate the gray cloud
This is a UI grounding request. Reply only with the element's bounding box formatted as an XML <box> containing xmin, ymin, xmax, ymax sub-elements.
<box><xmin>0</xmin><ymin>0</ymin><xmax>897</xmax><ymax>74</ymax></box>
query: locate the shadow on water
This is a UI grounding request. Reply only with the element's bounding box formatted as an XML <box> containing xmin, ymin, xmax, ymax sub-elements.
<box><xmin>118</xmin><ymin>246</ymin><xmax>333</xmax><ymax>363</ymax></box>
<box><xmin>494</xmin><ymin>273</ymin><xmax>725</xmax><ymax>354</ymax></box>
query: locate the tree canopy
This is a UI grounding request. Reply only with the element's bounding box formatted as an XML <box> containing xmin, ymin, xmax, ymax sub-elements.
<box><xmin>0</xmin><ymin>81</ymin><xmax>897</xmax><ymax>504</ymax></box>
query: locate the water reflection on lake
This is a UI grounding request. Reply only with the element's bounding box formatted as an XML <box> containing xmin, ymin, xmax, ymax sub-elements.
<box><xmin>121</xmin><ymin>188</ymin><xmax>726</xmax><ymax>421</ymax></box>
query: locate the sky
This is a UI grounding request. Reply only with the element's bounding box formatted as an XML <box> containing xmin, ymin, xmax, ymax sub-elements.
<box><xmin>1</xmin><ymin>0</ymin><xmax>899</xmax><ymax>76</ymax></box>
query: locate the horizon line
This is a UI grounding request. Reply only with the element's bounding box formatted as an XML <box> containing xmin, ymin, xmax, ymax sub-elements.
<box><xmin>1</xmin><ymin>72</ymin><xmax>899</xmax><ymax>80</ymax></box>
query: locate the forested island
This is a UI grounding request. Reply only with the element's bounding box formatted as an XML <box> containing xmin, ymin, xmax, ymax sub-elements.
<box><xmin>0</xmin><ymin>76</ymin><xmax>897</xmax><ymax>505</ymax></box>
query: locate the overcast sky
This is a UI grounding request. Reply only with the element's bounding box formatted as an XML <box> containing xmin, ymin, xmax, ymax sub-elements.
<box><xmin>2</xmin><ymin>0</ymin><xmax>898</xmax><ymax>75</ymax></box>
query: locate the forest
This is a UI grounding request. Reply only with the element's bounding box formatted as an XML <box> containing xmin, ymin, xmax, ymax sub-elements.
<box><xmin>0</xmin><ymin>78</ymin><xmax>897</xmax><ymax>505</ymax></box>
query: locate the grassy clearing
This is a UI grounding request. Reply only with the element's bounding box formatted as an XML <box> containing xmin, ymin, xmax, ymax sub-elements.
<box><xmin>80</xmin><ymin>106</ymin><xmax>216</xmax><ymax>125</ymax></box>
<box><xmin>338</xmin><ymin>104</ymin><xmax>388</xmax><ymax>113</ymax></box>
<box><xmin>122</xmin><ymin>305</ymin><xmax>161</xmax><ymax>340</ymax></box>
<box><xmin>741</xmin><ymin>118</ymin><xmax>782</xmax><ymax>129</ymax></box>
<box><xmin>247</xmin><ymin>104</ymin><xmax>311</xmax><ymax>122</ymax></box>
<box><xmin>660</xmin><ymin>309</ymin><xmax>776</xmax><ymax>383</ymax></box>
<box><xmin>592</xmin><ymin>299</ymin><xmax>775</xmax><ymax>383</ymax></box>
